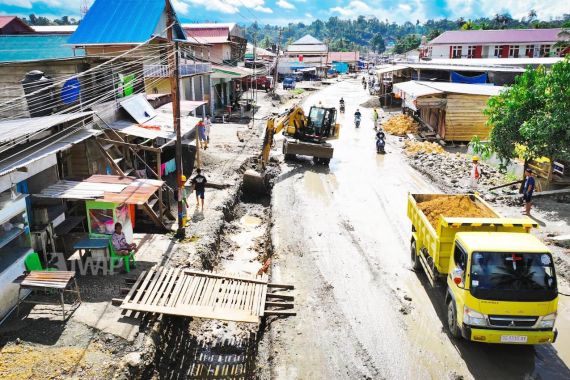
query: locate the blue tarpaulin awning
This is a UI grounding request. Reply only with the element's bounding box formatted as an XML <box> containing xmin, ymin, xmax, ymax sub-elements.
<box><xmin>451</xmin><ymin>71</ymin><xmax>487</xmax><ymax>84</ymax></box>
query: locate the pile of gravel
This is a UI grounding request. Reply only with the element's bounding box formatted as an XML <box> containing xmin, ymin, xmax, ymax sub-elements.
<box><xmin>408</xmin><ymin>152</ymin><xmax>506</xmax><ymax>193</ymax></box>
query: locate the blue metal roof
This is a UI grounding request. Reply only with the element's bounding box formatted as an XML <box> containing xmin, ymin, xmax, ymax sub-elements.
<box><xmin>68</xmin><ymin>0</ymin><xmax>186</xmax><ymax>45</ymax></box>
<box><xmin>0</xmin><ymin>35</ymin><xmax>84</xmax><ymax>62</ymax></box>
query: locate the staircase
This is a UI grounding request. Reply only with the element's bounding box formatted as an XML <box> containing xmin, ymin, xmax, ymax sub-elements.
<box><xmin>93</xmin><ymin>128</ymin><xmax>176</xmax><ymax>231</ymax></box>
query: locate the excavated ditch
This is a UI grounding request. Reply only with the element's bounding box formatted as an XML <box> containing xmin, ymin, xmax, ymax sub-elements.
<box><xmin>138</xmin><ymin>177</ymin><xmax>275</xmax><ymax>379</ymax></box>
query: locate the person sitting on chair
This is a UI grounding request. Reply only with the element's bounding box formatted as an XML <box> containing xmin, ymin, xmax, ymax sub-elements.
<box><xmin>112</xmin><ymin>222</ymin><xmax>137</xmax><ymax>256</ymax></box>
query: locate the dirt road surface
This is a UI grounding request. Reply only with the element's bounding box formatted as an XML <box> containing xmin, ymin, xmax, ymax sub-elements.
<box><xmin>262</xmin><ymin>78</ymin><xmax>570</xmax><ymax>379</ymax></box>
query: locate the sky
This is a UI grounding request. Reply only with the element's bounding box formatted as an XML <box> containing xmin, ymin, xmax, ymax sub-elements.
<box><xmin>0</xmin><ymin>0</ymin><xmax>568</xmax><ymax>25</ymax></box>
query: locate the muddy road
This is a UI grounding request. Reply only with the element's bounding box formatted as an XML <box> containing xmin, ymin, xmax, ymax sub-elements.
<box><xmin>261</xmin><ymin>79</ymin><xmax>570</xmax><ymax>379</ymax></box>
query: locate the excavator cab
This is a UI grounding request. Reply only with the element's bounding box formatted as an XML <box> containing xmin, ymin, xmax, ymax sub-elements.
<box><xmin>306</xmin><ymin>106</ymin><xmax>340</xmax><ymax>140</ymax></box>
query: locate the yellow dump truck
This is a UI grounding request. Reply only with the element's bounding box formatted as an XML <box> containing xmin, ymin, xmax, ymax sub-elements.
<box><xmin>408</xmin><ymin>194</ymin><xmax>558</xmax><ymax>344</ymax></box>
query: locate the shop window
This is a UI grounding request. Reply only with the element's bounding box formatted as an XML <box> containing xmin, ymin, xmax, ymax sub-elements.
<box><xmin>451</xmin><ymin>45</ymin><xmax>462</xmax><ymax>58</ymax></box>
<box><xmin>540</xmin><ymin>45</ymin><xmax>551</xmax><ymax>57</ymax></box>
<box><xmin>493</xmin><ymin>45</ymin><xmax>501</xmax><ymax>57</ymax></box>
<box><xmin>525</xmin><ymin>45</ymin><xmax>535</xmax><ymax>57</ymax></box>
<box><xmin>509</xmin><ymin>45</ymin><xmax>519</xmax><ymax>58</ymax></box>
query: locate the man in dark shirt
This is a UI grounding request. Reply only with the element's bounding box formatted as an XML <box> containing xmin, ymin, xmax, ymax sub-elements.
<box><xmin>522</xmin><ymin>168</ymin><xmax>535</xmax><ymax>216</ymax></box>
<box><xmin>191</xmin><ymin>168</ymin><xmax>207</xmax><ymax>212</ymax></box>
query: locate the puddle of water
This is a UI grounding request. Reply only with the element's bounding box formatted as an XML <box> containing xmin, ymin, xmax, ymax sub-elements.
<box><xmin>304</xmin><ymin>171</ymin><xmax>332</xmax><ymax>205</ymax></box>
<box><xmin>241</xmin><ymin>215</ymin><xmax>262</xmax><ymax>226</ymax></box>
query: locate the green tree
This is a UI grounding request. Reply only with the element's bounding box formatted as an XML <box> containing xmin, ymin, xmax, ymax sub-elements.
<box><xmin>486</xmin><ymin>59</ymin><xmax>570</xmax><ymax>164</ymax></box>
<box><xmin>393</xmin><ymin>35</ymin><xmax>421</xmax><ymax>54</ymax></box>
<box><xmin>260</xmin><ymin>35</ymin><xmax>272</xmax><ymax>49</ymax></box>
<box><xmin>369</xmin><ymin>33</ymin><xmax>386</xmax><ymax>53</ymax></box>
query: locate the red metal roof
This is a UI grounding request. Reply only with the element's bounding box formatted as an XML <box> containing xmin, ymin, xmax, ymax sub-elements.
<box><xmin>327</xmin><ymin>51</ymin><xmax>360</xmax><ymax>63</ymax></box>
<box><xmin>429</xmin><ymin>28</ymin><xmax>562</xmax><ymax>45</ymax></box>
<box><xmin>0</xmin><ymin>16</ymin><xmax>16</xmax><ymax>28</ymax></box>
<box><xmin>184</xmin><ymin>26</ymin><xmax>228</xmax><ymax>38</ymax></box>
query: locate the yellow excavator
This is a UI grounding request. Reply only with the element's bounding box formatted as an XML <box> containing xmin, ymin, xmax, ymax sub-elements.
<box><xmin>243</xmin><ymin>104</ymin><xmax>340</xmax><ymax>193</ymax></box>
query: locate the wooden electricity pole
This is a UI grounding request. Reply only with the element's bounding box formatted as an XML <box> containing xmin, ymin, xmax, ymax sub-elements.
<box><xmin>166</xmin><ymin>0</ymin><xmax>184</xmax><ymax>237</ymax></box>
<box><xmin>272</xmin><ymin>28</ymin><xmax>282</xmax><ymax>95</ymax></box>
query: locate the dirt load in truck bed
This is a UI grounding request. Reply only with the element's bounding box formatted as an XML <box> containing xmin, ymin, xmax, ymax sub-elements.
<box><xmin>418</xmin><ymin>195</ymin><xmax>496</xmax><ymax>228</ymax></box>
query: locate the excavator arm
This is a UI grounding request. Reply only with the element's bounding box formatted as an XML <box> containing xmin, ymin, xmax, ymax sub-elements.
<box><xmin>260</xmin><ymin>106</ymin><xmax>306</xmax><ymax>169</ymax></box>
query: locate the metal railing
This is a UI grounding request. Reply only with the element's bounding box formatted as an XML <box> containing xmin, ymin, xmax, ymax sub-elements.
<box><xmin>143</xmin><ymin>63</ymin><xmax>211</xmax><ymax>77</ymax></box>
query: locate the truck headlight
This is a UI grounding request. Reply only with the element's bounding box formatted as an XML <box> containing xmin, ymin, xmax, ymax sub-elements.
<box><xmin>464</xmin><ymin>306</ymin><xmax>487</xmax><ymax>327</ymax></box>
<box><xmin>540</xmin><ymin>313</ymin><xmax>557</xmax><ymax>329</ymax></box>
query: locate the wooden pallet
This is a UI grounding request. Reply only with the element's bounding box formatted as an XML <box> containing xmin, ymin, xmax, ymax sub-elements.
<box><xmin>119</xmin><ymin>267</ymin><xmax>294</xmax><ymax>323</ymax></box>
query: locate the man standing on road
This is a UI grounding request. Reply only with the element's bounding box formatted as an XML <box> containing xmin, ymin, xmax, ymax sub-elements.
<box><xmin>205</xmin><ymin>116</ymin><xmax>212</xmax><ymax>147</ymax></box>
<box><xmin>191</xmin><ymin>168</ymin><xmax>207</xmax><ymax>213</ymax></box>
<box><xmin>373</xmin><ymin>108</ymin><xmax>379</xmax><ymax>130</ymax></box>
<box><xmin>470</xmin><ymin>156</ymin><xmax>482</xmax><ymax>191</ymax></box>
<box><xmin>197</xmin><ymin>120</ymin><xmax>207</xmax><ymax>150</ymax></box>
<box><xmin>521</xmin><ymin>168</ymin><xmax>535</xmax><ymax>216</ymax></box>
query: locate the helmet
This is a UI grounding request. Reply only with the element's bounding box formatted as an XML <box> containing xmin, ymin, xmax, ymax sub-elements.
<box><xmin>180</xmin><ymin>175</ymin><xmax>187</xmax><ymax>182</ymax></box>
<box><xmin>472</xmin><ymin>156</ymin><xmax>479</xmax><ymax>161</ymax></box>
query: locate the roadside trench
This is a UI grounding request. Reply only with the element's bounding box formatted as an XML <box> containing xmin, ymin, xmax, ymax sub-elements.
<box><xmin>135</xmin><ymin>162</ymin><xmax>276</xmax><ymax>379</ymax></box>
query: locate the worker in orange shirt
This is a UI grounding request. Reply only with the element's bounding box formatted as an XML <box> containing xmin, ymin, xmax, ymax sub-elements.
<box><xmin>470</xmin><ymin>156</ymin><xmax>482</xmax><ymax>192</ymax></box>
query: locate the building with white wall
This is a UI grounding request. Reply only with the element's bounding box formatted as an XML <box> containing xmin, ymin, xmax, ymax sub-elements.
<box><xmin>426</xmin><ymin>29</ymin><xmax>563</xmax><ymax>59</ymax></box>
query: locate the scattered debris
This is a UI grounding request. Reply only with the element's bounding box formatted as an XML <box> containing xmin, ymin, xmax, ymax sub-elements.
<box><xmin>360</xmin><ymin>97</ymin><xmax>381</xmax><ymax>108</ymax></box>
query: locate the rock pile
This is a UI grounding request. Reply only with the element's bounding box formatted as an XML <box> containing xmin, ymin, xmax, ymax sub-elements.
<box><xmin>408</xmin><ymin>152</ymin><xmax>506</xmax><ymax>193</ymax></box>
<box><xmin>404</xmin><ymin>141</ymin><xmax>445</xmax><ymax>155</ymax></box>
<box><xmin>383</xmin><ymin>114</ymin><xmax>419</xmax><ymax>136</ymax></box>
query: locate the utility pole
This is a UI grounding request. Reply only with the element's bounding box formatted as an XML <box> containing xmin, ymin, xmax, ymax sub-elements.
<box><xmin>272</xmin><ymin>28</ymin><xmax>282</xmax><ymax>95</ymax></box>
<box><xmin>166</xmin><ymin>0</ymin><xmax>184</xmax><ymax>237</ymax></box>
<box><xmin>252</xmin><ymin>31</ymin><xmax>257</xmax><ymax>131</ymax></box>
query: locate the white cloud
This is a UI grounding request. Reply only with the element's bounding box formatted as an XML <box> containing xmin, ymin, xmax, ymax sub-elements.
<box><xmin>398</xmin><ymin>4</ymin><xmax>412</xmax><ymax>12</ymax></box>
<box><xmin>186</xmin><ymin>0</ymin><xmax>238</xmax><ymax>14</ymax></box>
<box><xmin>1</xmin><ymin>0</ymin><xmax>33</xmax><ymax>8</ymax></box>
<box><xmin>277</xmin><ymin>0</ymin><xmax>295</xmax><ymax>9</ymax></box>
<box><xmin>254</xmin><ymin>5</ymin><xmax>273</xmax><ymax>13</ymax></box>
<box><xmin>172</xmin><ymin>0</ymin><xmax>190</xmax><ymax>14</ymax></box>
<box><xmin>305</xmin><ymin>12</ymin><xmax>313</xmax><ymax>18</ymax></box>
<box><xmin>446</xmin><ymin>0</ymin><xmax>570</xmax><ymax>21</ymax></box>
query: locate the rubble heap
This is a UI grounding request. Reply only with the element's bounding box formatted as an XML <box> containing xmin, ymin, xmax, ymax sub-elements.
<box><xmin>404</xmin><ymin>141</ymin><xmax>445</xmax><ymax>155</ymax></box>
<box><xmin>418</xmin><ymin>195</ymin><xmax>496</xmax><ymax>228</ymax></box>
<box><xmin>383</xmin><ymin>114</ymin><xmax>419</xmax><ymax>136</ymax></box>
<box><xmin>408</xmin><ymin>152</ymin><xmax>507</xmax><ymax>192</ymax></box>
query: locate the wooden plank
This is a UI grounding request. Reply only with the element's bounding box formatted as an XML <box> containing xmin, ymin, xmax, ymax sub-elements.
<box><xmin>122</xmin><ymin>270</ymin><xmax>148</xmax><ymax>304</ymax></box>
<box><xmin>139</xmin><ymin>267</ymin><xmax>166</xmax><ymax>307</ymax></box>
<box><xmin>158</xmin><ymin>268</ymin><xmax>180</xmax><ymax>306</ymax></box>
<box><xmin>183</xmin><ymin>269</ymin><xmax>268</xmax><ymax>284</ymax></box>
<box><xmin>175</xmin><ymin>273</ymin><xmax>195</xmax><ymax>306</ymax></box>
<box><xmin>148</xmin><ymin>268</ymin><xmax>173</xmax><ymax>306</ymax></box>
<box><xmin>165</xmin><ymin>270</ymin><xmax>188</xmax><ymax>307</ymax></box>
<box><xmin>258</xmin><ymin>283</ymin><xmax>269</xmax><ymax>317</ymax></box>
<box><xmin>130</xmin><ymin>267</ymin><xmax>156</xmax><ymax>305</ymax></box>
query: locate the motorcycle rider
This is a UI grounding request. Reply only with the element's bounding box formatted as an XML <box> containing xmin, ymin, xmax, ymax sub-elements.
<box><xmin>354</xmin><ymin>108</ymin><xmax>362</xmax><ymax>128</ymax></box>
<box><xmin>339</xmin><ymin>97</ymin><xmax>345</xmax><ymax>112</ymax></box>
<box><xmin>376</xmin><ymin>128</ymin><xmax>386</xmax><ymax>153</ymax></box>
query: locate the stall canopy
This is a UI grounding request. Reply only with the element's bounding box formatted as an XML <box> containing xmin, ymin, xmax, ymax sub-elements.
<box><xmin>211</xmin><ymin>65</ymin><xmax>251</xmax><ymax>79</ymax></box>
<box><xmin>35</xmin><ymin>175</ymin><xmax>163</xmax><ymax>205</ymax></box>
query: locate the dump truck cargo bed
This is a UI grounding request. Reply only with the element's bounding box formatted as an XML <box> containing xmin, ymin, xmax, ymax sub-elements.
<box><xmin>407</xmin><ymin>194</ymin><xmax>537</xmax><ymax>277</ymax></box>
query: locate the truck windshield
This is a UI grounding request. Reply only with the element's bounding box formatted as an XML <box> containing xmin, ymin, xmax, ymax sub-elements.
<box><xmin>470</xmin><ymin>252</ymin><xmax>557</xmax><ymax>302</ymax></box>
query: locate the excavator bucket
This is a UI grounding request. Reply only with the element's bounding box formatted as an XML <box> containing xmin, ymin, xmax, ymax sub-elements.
<box><xmin>243</xmin><ymin>169</ymin><xmax>269</xmax><ymax>195</ymax></box>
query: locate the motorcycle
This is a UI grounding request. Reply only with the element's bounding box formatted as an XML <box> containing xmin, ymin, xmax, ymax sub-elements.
<box><xmin>355</xmin><ymin>114</ymin><xmax>361</xmax><ymax>128</ymax></box>
<box><xmin>376</xmin><ymin>132</ymin><xmax>386</xmax><ymax>154</ymax></box>
<box><xmin>339</xmin><ymin>103</ymin><xmax>345</xmax><ymax>113</ymax></box>
<box><xmin>363</xmin><ymin>81</ymin><xmax>367</xmax><ymax>90</ymax></box>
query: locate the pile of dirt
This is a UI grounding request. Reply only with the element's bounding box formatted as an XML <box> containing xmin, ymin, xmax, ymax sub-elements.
<box><xmin>0</xmin><ymin>343</ymin><xmax>113</xmax><ymax>380</ymax></box>
<box><xmin>404</xmin><ymin>141</ymin><xmax>445</xmax><ymax>155</ymax></box>
<box><xmin>383</xmin><ymin>114</ymin><xmax>418</xmax><ymax>136</ymax></box>
<box><xmin>418</xmin><ymin>195</ymin><xmax>496</xmax><ymax>228</ymax></box>
<box><xmin>360</xmin><ymin>97</ymin><xmax>381</xmax><ymax>108</ymax></box>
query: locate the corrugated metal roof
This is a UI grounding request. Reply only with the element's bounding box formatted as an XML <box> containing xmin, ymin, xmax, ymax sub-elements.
<box><xmin>106</xmin><ymin>113</ymin><xmax>200</xmax><ymax>141</ymax></box>
<box><xmin>68</xmin><ymin>0</ymin><xmax>185</xmax><ymax>45</ymax></box>
<box><xmin>430</xmin><ymin>28</ymin><xmax>562</xmax><ymax>45</ymax></box>
<box><xmin>0</xmin><ymin>127</ymin><xmax>100</xmax><ymax>177</ymax></box>
<box><xmin>292</xmin><ymin>35</ymin><xmax>324</xmax><ymax>45</ymax></box>
<box><xmin>0</xmin><ymin>35</ymin><xmax>84</xmax><ymax>62</ymax></box>
<box><xmin>376</xmin><ymin>64</ymin><xmax>409</xmax><ymax>75</ymax></box>
<box><xmin>394</xmin><ymin>81</ymin><xmax>504</xmax><ymax>97</ymax></box>
<box><xmin>36</xmin><ymin>175</ymin><xmax>163</xmax><ymax>204</ymax></box>
<box><xmin>183</xmin><ymin>26</ymin><xmax>228</xmax><ymax>38</ymax></box>
<box><xmin>0</xmin><ymin>16</ymin><xmax>17</xmax><ymax>28</ymax></box>
<box><xmin>0</xmin><ymin>112</ymin><xmax>94</xmax><ymax>145</ymax></box>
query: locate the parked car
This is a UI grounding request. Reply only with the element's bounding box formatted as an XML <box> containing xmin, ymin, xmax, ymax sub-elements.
<box><xmin>283</xmin><ymin>77</ymin><xmax>296</xmax><ymax>90</ymax></box>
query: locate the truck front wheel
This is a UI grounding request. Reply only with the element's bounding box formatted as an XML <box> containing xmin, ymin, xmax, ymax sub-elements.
<box><xmin>447</xmin><ymin>300</ymin><xmax>461</xmax><ymax>339</ymax></box>
<box><xmin>410</xmin><ymin>239</ymin><xmax>421</xmax><ymax>271</ymax></box>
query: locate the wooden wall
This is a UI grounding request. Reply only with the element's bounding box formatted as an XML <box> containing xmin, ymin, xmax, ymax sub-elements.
<box><xmin>443</xmin><ymin>94</ymin><xmax>491</xmax><ymax>141</ymax></box>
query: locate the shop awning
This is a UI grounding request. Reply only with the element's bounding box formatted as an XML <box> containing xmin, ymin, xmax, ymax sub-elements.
<box><xmin>155</xmin><ymin>100</ymin><xmax>207</xmax><ymax>116</ymax></box>
<box><xmin>211</xmin><ymin>65</ymin><xmax>251</xmax><ymax>79</ymax></box>
<box><xmin>0</xmin><ymin>127</ymin><xmax>101</xmax><ymax>193</ymax></box>
<box><xmin>106</xmin><ymin>112</ymin><xmax>201</xmax><ymax>143</ymax></box>
<box><xmin>35</xmin><ymin>175</ymin><xmax>163</xmax><ymax>205</ymax></box>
